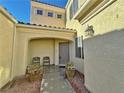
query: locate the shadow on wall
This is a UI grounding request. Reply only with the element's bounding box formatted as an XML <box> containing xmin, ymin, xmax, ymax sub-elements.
<box><xmin>83</xmin><ymin>28</ymin><xmax>124</xmax><ymax>93</ymax></box>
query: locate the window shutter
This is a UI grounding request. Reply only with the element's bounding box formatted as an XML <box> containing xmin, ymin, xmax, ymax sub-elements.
<box><xmin>75</xmin><ymin>37</ymin><xmax>81</xmax><ymax>58</ymax></box>
<box><xmin>81</xmin><ymin>36</ymin><xmax>84</xmax><ymax>59</ymax></box>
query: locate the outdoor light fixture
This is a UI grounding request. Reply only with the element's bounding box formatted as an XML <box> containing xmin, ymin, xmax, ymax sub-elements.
<box><xmin>85</xmin><ymin>25</ymin><xmax>94</xmax><ymax>37</ymax></box>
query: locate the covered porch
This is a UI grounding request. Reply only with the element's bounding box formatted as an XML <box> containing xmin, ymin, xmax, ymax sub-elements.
<box><xmin>28</xmin><ymin>38</ymin><xmax>71</xmax><ymax>66</ymax></box>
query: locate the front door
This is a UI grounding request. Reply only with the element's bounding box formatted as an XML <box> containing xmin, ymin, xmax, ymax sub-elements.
<box><xmin>59</xmin><ymin>42</ymin><xmax>69</xmax><ymax>65</ymax></box>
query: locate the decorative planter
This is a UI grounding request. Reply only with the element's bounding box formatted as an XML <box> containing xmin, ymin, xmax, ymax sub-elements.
<box><xmin>66</xmin><ymin>69</ymin><xmax>75</xmax><ymax>79</ymax></box>
<box><xmin>66</xmin><ymin>63</ymin><xmax>75</xmax><ymax>79</ymax></box>
<box><xmin>26</xmin><ymin>64</ymin><xmax>43</xmax><ymax>81</ymax></box>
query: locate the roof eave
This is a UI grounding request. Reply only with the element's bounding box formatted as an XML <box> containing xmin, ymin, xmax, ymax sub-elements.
<box><xmin>16</xmin><ymin>23</ymin><xmax>77</xmax><ymax>33</ymax></box>
<box><xmin>0</xmin><ymin>6</ymin><xmax>17</xmax><ymax>23</ymax></box>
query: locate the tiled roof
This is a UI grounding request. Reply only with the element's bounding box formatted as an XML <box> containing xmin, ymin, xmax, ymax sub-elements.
<box><xmin>31</xmin><ymin>0</ymin><xmax>65</xmax><ymax>9</ymax></box>
<box><xmin>18</xmin><ymin>21</ymin><xmax>76</xmax><ymax>31</ymax></box>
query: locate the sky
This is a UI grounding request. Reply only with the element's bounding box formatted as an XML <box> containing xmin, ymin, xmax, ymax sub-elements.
<box><xmin>0</xmin><ymin>0</ymin><xmax>67</xmax><ymax>22</ymax></box>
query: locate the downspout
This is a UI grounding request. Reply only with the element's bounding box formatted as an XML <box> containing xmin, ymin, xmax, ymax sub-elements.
<box><xmin>10</xmin><ymin>23</ymin><xmax>17</xmax><ymax>81</ymax></box>
<box><xmin>53</xmin><ymin>39</ymin><xmax>55</xmax><ymax>65</ymax></box>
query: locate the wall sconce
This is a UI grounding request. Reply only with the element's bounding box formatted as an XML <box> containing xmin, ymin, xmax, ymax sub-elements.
<box><xmin>85</xmin><ymin>25</ymin><xmax>94</xmax><ymax>37</ymax></box>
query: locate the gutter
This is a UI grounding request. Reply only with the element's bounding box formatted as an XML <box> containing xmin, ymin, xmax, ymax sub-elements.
<box><xmin>10</xmin><ymin>23</ymin><xmax>16</xmax><ymax>81</ymax></box>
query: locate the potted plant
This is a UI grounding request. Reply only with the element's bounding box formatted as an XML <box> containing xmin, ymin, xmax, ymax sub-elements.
<box><xmin>66</xmin><ymin>62</ymin><xmax>75</xmax><ymax>79</ymax></box>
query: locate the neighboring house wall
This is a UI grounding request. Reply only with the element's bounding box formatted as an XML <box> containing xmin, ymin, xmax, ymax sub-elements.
<box><xmin>66</xmin><ymin>0</ymin><xmax>124</xmax><ymax>93</ymax></box>
<box><xmin>31</xmin><ymin>1</ymin><xmax>66</xmax><ymax>27</ymax></box>
<box><xmin>0</xmin><ymin>9</ymin><xmax>15</xmax><ymax>88</ymax></box>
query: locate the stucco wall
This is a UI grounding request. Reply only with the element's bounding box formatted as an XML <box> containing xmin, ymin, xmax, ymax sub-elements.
<box><xmin>69</xmin><ymin>42</ymin><xmax>84</xmax><ymax>73</ymax></box>
<box><xmin>66</xmin><ymin>0</ymin><xmax>124</xmax><ymax>93</ymax></box>
<box><xmin>84</xmin><ymin>30</ymin><xmax>124</xmax><ymax>93</ymax></box>
<box><xmin>0</xmin><ymin>12</ymin><xmax>14</xmax><ymax>88</ymax></box>
<box><xmin>31</xmin><ymin>1</ymin><xmax>65</xmax><ymax>27</ymax></box>
<box><xmin>81</xmin><ymin>1</ymin><xmax>124</xmax><ymax>92</ymax></box>
<box><xmin>28</xmin><ymin>39</ymin><xmax>55</xmax><ymax>65</ymax></box>
<box><xmin>66</xmin><ymin>0</ymin><xmax>124</xmax><ymax>38</ymax></box>
<box><xmin>81</xmin><ymin>0</ymin><xmax>124</xmax><ymax>38</ymax></box>
<box><xmin>66</xmin><ymin>0</ymin><xmax>84</xmax><ymax>74</ymax></box>
<box><xmin>79</xmin><ymin>0</ymin><xmax>87</xmax><ymax>7</ymax></box>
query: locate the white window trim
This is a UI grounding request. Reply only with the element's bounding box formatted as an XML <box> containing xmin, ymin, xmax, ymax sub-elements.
<box><xmin>47</xmin><ymin>11</ymin><xmax>54</xmax><ymax>17</ymax></box>
<box><xmin>56</xmin><ymin>14</ymin><xmax>63</xmax><ymax>19</ymax></box>
<box><xmin>35</xmin><ymin>8</ymin><xmax>44</xmax><ymax>16</ymax></box>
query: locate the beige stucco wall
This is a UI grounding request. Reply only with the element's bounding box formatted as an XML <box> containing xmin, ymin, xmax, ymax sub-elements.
<box><xmin>79</xmin><ymin>0</ymin><xmax>87</xmax><ymax>7</ymax></box>
<box><xmin>67</xmin><ymin>0</ymin><xmax>86</xmax><ymax>8</ymax></box>
<box><xmin>81</xmin><ymin>0</ymin><xmax>124</xmax><ymax>38</ymax></box>
<box><xmin>28</xmin><ymin>39</ymin><xmax>55</xmax><ymax>65</ymax></box>
<box><xmin>66</xmin><ymin>0</ymin><xmax>84</xmax><ymax>74</ymax></box>
<box><xmin>69</xmin><ymin>41</ymin><xmax>84</xmax><ymax>73</ymax></box>
<box><xmin>66</xmin><ymin>0</ymin><xmax>124</xmax><ymax>93</ymax></box>
<box><xmin>0</xmin><ymin>11</ymin><xmax>15</xmax><ymax>88</ymax></box>
<box><xmin>31</xmin><ymin>1</ymin><xmax>66</xmax><ymax>27</ymax></box>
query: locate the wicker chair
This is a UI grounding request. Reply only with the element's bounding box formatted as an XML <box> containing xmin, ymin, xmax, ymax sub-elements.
<box><xmin>43</xmin><ymin>56</ymin><xmax>50</xmax><ymax>72</ymax></box>
<box><xmin>32</xmin><ymin>57</ymin><xmax>40</xmax><ymax>64</ymax></box>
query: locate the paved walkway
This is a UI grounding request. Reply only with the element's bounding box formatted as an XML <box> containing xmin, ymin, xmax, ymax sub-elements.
<box><xmin>41</xmin><ymin>66</ymin><xmax>75</xmax><ymax>93</ymax></box>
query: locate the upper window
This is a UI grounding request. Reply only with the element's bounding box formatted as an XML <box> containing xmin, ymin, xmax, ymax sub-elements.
<box><xmin>73</xmin><ymin>0</ymin><xmax>78</xmax><ymax>14</ymax></box>
<box><xmin>70</xmin><ymin>0</ymin><xmax>78</xmax><ymax>19</ymax></box>
<box><xmin>48</xmin><ymin>12</ymin><xmax>53</xmax><ymax>17</ymax></box>
<box><xmin>70</xmin><ymin>4</ymin><xmax>73</xmax><ymax>19</ymax></box>
<box><xmin>37</xmin><ymin>9</ymin><xmax>43</xmax><ymax>15</ymax></box>
<box><xmin>57</xmin><ymin>14</ymin><xmax>62</xmax><ymax>19</ymax></box>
